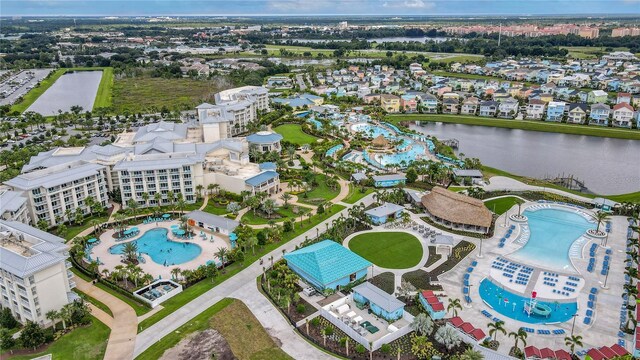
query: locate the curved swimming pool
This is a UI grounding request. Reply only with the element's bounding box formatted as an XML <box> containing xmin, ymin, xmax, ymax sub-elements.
<box><xmin>509</xmin><ymin>208</ymin><xmax>594</xmax><ymax>272</ymax></box>
<box><xmin>479</xmin><ymin>278</ymin><xmax>578</xmax><ymax>324</ymax></box>
<box><xmin>108</xmin><ymin>228</ymin><xmax>202</xmax><ymax>266</ymax></box>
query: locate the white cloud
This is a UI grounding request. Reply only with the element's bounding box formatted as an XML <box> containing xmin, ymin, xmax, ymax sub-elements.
<box><xmin>382</xmin><ymin>0</ymin><xmax>435</xmax><ymax>9</ymax></box>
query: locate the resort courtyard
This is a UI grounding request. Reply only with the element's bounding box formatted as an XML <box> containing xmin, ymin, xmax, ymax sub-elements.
<box><xmin>89</xmin><ymin>218</ymin><xmax>233</xmax><ymax>279</ymax></box>
<box><xmin>438</xmin><ymin>201</ymin><xmax>631</xmax><ymax>354</ymax></box>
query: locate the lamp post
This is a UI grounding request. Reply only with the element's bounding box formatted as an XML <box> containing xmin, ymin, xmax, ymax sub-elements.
<box><xmin>602</xmin><ymin>268</ymin><xmax>610</xmax><ymax>289</ymax></box>
<box><xmin>477</xmin><ymin>237</ymin><xmax>483</xmax><ymax>258</ymax></box>
<box><xmin>570</xmin><ymin>313</ymin><xmax>578</xmax><ymax>336</ymax></box>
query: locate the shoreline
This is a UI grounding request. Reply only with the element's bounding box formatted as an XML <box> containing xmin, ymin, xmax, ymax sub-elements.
<box><xmin>386</xmin><ymin>114</ymin><xmax>640</xmax><ymax>141</ymax></box>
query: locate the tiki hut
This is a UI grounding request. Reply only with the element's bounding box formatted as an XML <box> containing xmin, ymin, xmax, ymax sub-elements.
<box><xmin>421</xmin><ymin>186</ymin><xmax>493</xmax><ymax>233</ymax></box>
<box><xmin>371</xmin><ymin>135</ymin><xmax>389</xmax><ymax>148</ymax></box>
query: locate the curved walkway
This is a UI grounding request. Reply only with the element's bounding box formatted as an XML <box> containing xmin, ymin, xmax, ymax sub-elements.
<box><xmin>74</xmin><ymin>276</ymin><xmax>138</xmax><ymax>360</ymax></box>
<box><xmin>484</xmin><ymin>176</ymin><xmax>595</xmax><ymax>203</ymax></box>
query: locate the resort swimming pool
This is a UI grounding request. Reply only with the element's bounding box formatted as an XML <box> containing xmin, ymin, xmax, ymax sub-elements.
<box><xmin>108</xmin><ymin>228</ymin><xmax>202</xmax><ymax>266</ymax></box>
<box><xmin>509</xmin><ymin>208</ymin><xmax>594</xmax><ymax>272</ymax></box>
<box><xmin>479</xmin><ymin>278</ymin><xmax>578</xmax><ymax>324</ymax></box>
<box><xmin>351</xmin><ymin>123</ymin><xmax>394</xmax><ymax>138</ymax></box>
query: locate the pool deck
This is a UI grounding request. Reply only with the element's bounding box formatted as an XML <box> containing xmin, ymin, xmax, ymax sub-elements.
<box><xmin>91</xmin><ymin>220</ymin><xmax>232</xmax><ymax>279</ymax></box>
<box><xmin>438</xmin><ymin>202</ymin><xmax>630</xmax><ymax>354</ymax></box>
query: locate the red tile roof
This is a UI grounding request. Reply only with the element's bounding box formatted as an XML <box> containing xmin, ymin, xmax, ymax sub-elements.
<box><xmin>421</xmin><ymin>290</ymin><xmax>435</xmax><ymax>298</ymax></box>
<box><xmin>431</xmin><ymin>302</ymin><xmax>445</xmax><ymax>311</ymax></box>
<box><xmin>524</xmin><ymin>346</ymin><xmax>541</xmax><ymax>358</ymax></box>
<box><xmin>598</xmin><ymin>346</ymin><xmax>616</xmax><ymax>359</ymax></box>
<box><xmin>586</xmin><ymin>348</ymin><xmax>606</xmax><ymax>360</ymax></box>
<box><xmin>540</xmin><ymin>348</ymin><xmax>555</xmax><ymax>358</ymax></box>
<box><xmin>610</xmin><ymin>344</ymin><xmax>629</xmax><ymax>356</ymax></box>
<box><xmin>426</xmin><ymin>296</ymin><xmax>440</xmax><ymax>305</ymax></box>
<box><xmin>470</xmin><ymin>328</ymin><xmax>486</xmax><ymax>341</ymax></box>
<box><xmin>460</xmin><ymin>322</ymin><xmax>475</xmax><ymax>334</ymax></box>
<box><xmin>613</xmin><ymin>102</ymin><xmax>633</xmax><ymax>111</ymax></box>
<box><xmin>449</xmin><ymin>316</ymin><xmax>463</xmax><ymax>327</ymax></box>
<box><xmin>554</xmin><ymin>349</ymin><xmax>572</xmax><ymax>360</ymax></box>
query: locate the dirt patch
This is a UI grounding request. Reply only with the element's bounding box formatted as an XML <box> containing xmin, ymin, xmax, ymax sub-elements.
<box><xmin>159</xmin><ymin>328</ymin><xmax>234</xmax><ymax>360</ymax></box>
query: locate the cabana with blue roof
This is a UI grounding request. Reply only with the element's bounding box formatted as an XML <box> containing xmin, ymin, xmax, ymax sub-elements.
<box><xmin>352</xmin><ymin>282</ymin><xmax>406</xmax><ymax>321</ymax></box>
<box><xmin>283</xmin><ymin>240</ymin><xmax>372</xmax><ymax>291</ymax></box>
<box><xmin>247</xmin><ymin>131</ymin><xmax>283</xmax><ymax>153</ymax></box>
<box><xmin>372</xmin><ymin>174</ymin><xmax>406</xmax><ymax>188</ymax></box>
<box><xmin>245</xmin><ymin>170</ymin><xmax>280</xmax><ymax>195</ymax></box>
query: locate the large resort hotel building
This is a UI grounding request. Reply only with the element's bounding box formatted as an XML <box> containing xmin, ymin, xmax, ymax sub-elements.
<box><xmin>0</xmin><ymin>220</ymin><xmax>76</xmax><ymax>325</ymax></box>
<box><xmin>421</xmin><ymin>186</ymin><xmax>494</xmax><ymax>234</ymax></box>
<box><xmin>2</xmin><ymin>86</ymin><xmax>280</xmax><ymax>227</ymax></box>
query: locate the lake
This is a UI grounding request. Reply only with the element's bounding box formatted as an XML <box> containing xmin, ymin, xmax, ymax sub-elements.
<box><xmin>27</xmin><ymin>70</ymin><xmax>103</xmax><ymax>116</ymax></box>
<box><xmin>408</xmin><ymin>122</ymin><xmax>640</xmax><ymax>195</ymax></box>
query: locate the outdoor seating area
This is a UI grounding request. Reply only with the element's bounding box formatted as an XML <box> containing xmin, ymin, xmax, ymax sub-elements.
<box><xmin>587</xmin><ymin>243</ymin><xmax>599</xmax><ymax>272</ymax></box>
<box><xmin>498</xmin><ymin>225</ymin><xmax>516</xmax><ymax>248</ymax></box>
<box><xmin>584</xmin><ymin>287</ymin><xmax>598</xmax><ymax>325</ymax></box>
<box><xmin>409</xmin><ymin>224</ymin><xmax>443</xmax><ymax>242</ymax></box>
<box><xmin>491</xmin><ymin>257</ymin><xmax>533</xmax><ymax>286</ymax></box>
<box><xmin>143</xmin><ymin>214</ymin><xmax>172</xmax><ymax>224</ymax></box>
<box><xmin>117</xmin><ymin>227</ymin><xmax>140</xmax><ymax>241</ymax></box>
<box><xmin>133</xmin><ymin>279</ymin><xmax>183</xmax><ymax>308</ymax></box>
<box><xmin>170</xmin><ymin>224</ymin><xmax>193</xmax><ymax>239</ymax></box>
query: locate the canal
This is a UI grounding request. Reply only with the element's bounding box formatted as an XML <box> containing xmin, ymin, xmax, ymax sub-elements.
<box><xmin>409</xmin><ymin>122</ymin><xmax>640</xmax><ymax>195</ymax></box>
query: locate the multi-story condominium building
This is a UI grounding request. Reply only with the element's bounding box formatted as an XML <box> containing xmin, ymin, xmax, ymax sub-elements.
<box><xmin>0</xmin><ymin>188</ymin><xmax>30</xmax><ymax>224</ymax></box>
<box><xmin>589</xmin><ymin>103</ymin><xmax>611</xmax><ymax>126</ymax></box>
<box><xmin>612</xmin><ymin>103</ymin><xmax>635</xmax><ymax>128</ymax></box>
<box><xmin>5</xmin><ymin>161</ymin><xmax>109</xmax><ymax>227</ymax></box>
<box><xmin>567</xmin><ymin>103</ymin><xmax>588</xmax><ymax>124</ymax></box>
<box><xmin>546</xmin><ymin>101</ymin><xmax>566</xmax><ymax>122</ymax></box>
<box><xmin>196</xmin><ymin>86</ymin><xmax>269</xmax><ymax>142</ymax></box>
<box><xmin>380</xmin><ymin>94</ymin><xmax>400</xmax><ymax>113</ymax></box>
<box><xmin>0</xmin><ymin>220</ymin><xmax>75</xmax><ymax>325</ymax></box>
<box><xmin>526</xmin><ymin>99</ymin><xmax>546</xmax><ymax>120</ymax></box>
<box><xmin>461</xmin><ymin>97</ymin><xmax>479</xmax><ymax>115</ymax></box>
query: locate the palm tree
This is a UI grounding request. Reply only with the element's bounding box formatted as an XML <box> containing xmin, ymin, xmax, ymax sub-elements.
<box><xmin>122</xmin><ymin>242</ymin><xmax>138</xmax><ymax>264</ymax></box>
<box><xmin>215</xmin><ymin>247</ymin><xmax>229</xmax><ymax>271</ymax></box>
<box><xmin>458</xmin><ymin>348</ymin><xmax>484</xmax><ymax>360</ymax></box>
<box><xmin>141</xmin><ymin>192</ymin><xmax>150</xmax><ymax>207</ymax></box>
<box><xmin>591</xmin><ymin>210</ymin><xmax>611</xmax><ymax>233</ymax></box>
<box><xmin>280</xmin><ymin>192</ymin><xmax>292</xmax><ymax>208</ymax></box>
<box><xmin>176</xmin><ymin>198</ymin><xmax>187</xmax><ymax>215</ymax></box>
<box><xmin>508</xmin><ymin>328</ymin><xmax>528</xmax><ymax>353</ymax></box>
<box><xmin>171</xmin><ymin>267</ymin><xmax>182</xmax><ymax>280</ymax></box>
<box><xmin>245</xmin><ymin>236</ymin><xmax>258</xmax><ymax>255</ymax></box>
<box><xmin>434</xmin><ymin>325</ymin><xmax>461</xmax><ymax>350</ymax></box>
<box><xmin>154</xmin><ymin>192</ymin><xmax>162</xmax><ymax>208</ymax></box>
<box><xmin>195</xmin><ymin>184</ymin><xmax>204</xmax><ymax>200</ymax></box>
<box><xmin>447</xmin><ymin>298</ymin><xmax>463</xmax><ymax>317</ymax></box>
<box><xmin>564</xmin><ymin>335</ymin><xmax>583</xmax><ymax>355</ymax></box>
<box><xmin>45</xmin><ymin>310</ymin><xmax>59</xmax><ymax>330</ymax></box>
<box><xmin>488</xmin><ymin>320</ymin><xmax>506</xmax><ymax>342</ymax></box>
<box><xmin>411</xmin><ymin>313</ymin><xmax>434</xmax><ymax>336</ymax></box>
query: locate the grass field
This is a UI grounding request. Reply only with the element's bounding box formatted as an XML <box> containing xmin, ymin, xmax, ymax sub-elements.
<box><xmin>562</xmin><ymin>46</ymin><xmax>630</xmax><ymax>59</ymax></box>
<box><xmin>7</xmin><ymin>316</ymin><xmax>110</xmax><ymax>360</ymax></box>
<box><xmin>134</xmin><ymin>298</ymin><xmax>234</xmax><ymax>360</ymax></box>
<box><xmin>273</xmin><ymin>124</ymin><xmax>319</xmax><ymax>145</ymax></box>
<box><xmin>111</xmin><ymin>76</ymin><xmax>222</xmax><ymax>113</ymax></box>
<box><xmin>484</xmin><ymin>196</ymin><xmax>524</xmax><ymax>215</ymax></box>
<box><xmin>211</xmin><ymin>299</ymin><xmax>292</xmax><ymax>360</ymax></box>
<box><xmin>343</xmin><ymin>184</ymin><xmax>374</xmax><ymax>204</ymax></box>
<box><xmin>348</xmin><ymin>232</ymin><xmax>423</xmax><ymax>269</ymax></box>
<box><xmin>94</xmin><ymin>67</ymin><xmax>114</xmax><ymax>109</ymax></box>
<box><xmin>432</xmin><ymin>70</ymin><xmax>506</xmax><ymax>82</ymax></box>
<box><xmin>137</xmin><ymin>203</ymin><xmax>345</xmax><ymax>332</ymax></box>
<box><xmin>387</xmin><ymin>114</ymin><xmax>640</xmax><ymax>141</ymax></box>
<box><xmin>74</xmin><ymin>288</ymin><xmax>113</xmax><ymax>317</ymax></box>
<box><xmin>299</xmin><ymin>174</ymin><xmax>340</xmax><ymax>205</ymax></box>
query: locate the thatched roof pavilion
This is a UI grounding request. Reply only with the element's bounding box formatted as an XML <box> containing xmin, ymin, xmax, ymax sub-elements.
<box><xmin>421</xmin><ymin>186</ymin><xmax>493</xmax><ymax>233</ymax></box>
<box><xmin>371</xmin><ymin>135</ymin><xmax>389</xmax><ymax>148</ymax></box>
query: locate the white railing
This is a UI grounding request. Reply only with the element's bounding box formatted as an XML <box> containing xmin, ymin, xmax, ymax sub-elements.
<box><xmin>320</xmin><ymin>308</ymin><xmax>371</xmax><ymax>350</ymax></box>
<box><xmin>371</xmin><ymin>321</ymin><xmax>412</xmax><ymax>351</ymax></box>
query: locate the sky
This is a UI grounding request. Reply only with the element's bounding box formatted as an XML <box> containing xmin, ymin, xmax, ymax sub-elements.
<box><xmin>2</xmin><ymin>0</ymin><xmax>640</xmax><ymax>17</ymax></box>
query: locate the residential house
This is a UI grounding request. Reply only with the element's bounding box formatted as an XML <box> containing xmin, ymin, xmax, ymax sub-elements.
<box><xmin>587</xmin><ymin>90</ymin><xmax>608</xmax><ymax>104</ymax></box>
<box><xmin>526</xmin><ymin>99</ymin><xmax>546</xmax><ymax>120</ymax></box>
<box><xmin>589</xmin><ymin>103</ymin><xmax>611</xmax><ymax>126</ymax></box>
<box><xmin>400</xmin><ymin>94</ymin><xmax>418</xmax><ymax>113</ymax></box>
<box><xmin>567</xmin><ymin>103</ymin><xmax>589</xmax><ymax>124</ymax></box>
<box><xmin>418</xmin><ymin>93</ymin><xmax>439</xmax><ymax>114</ymax></box>
<box><xmin>461</xmin><ymin>97</ymin><xmax>479</xmax><ymax>115</ymax></box>
<box><xmin>546</xmin><ymin>101</ymin><xmax>566</xmax><ymax>122</ymax></box>
<box><xmin>498</xmin><ymin>98</ymin><xmax>519</xmax><ymax>118</ymax></box>
<box><xmin>612</xmin><ymin>102</ymin><xmax>634</xmax><ymax>128</ymax></box>
<box><xmin>380</xmin><ymin>94</ymin><xmax>401</xmax><ymax>113</ymax></box>
<box><xmin>479</xmin><ymin>101</ymin><xmax>498</xmax><ymax>117</ymax></box>
<box><xmin>442</xmin><ymin>98</ymin><xmax>459</xmax><ymax>114</ymax></box>
<box><xmin>617</xmin><ymin>92</ymin><xmax>632</xmax><ymax>104</ymax></box>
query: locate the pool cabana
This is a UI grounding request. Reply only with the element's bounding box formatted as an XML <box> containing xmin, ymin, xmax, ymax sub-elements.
<box><xmin>419</xmin><ymin>290</ymin><xmax>446</xmax><ymax>319</ymax></box>
<box><xmin>185</xmin><ymin>210</ymin><xmax>239</xmax><ymax>236</ymax></box>
<box><xmin>364</xmin><ymin>202</ymin><xmax>404</xmax><ymax>225</ymax></box>
<box><xmin>352</xmin><ymin>282</ymin><xmax>405</xmax><ymax>321</ymax></box>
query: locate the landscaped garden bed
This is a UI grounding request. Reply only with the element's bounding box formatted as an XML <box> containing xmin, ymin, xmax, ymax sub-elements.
<box><xmin>369</xmin><ymin>272</ymin><xmax>395</xmax><ymax>294</ymax></box>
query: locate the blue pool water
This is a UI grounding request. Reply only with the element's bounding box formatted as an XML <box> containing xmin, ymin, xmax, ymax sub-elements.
<box><xmin>509</xmin><ymin>208</ymin><xmax>594</xmax><ymax>271</ymax></box>
<box><xmin>351</xmin><ymin>123</ymin><xmax>394</xmax><ymax>138</ymax></box>
<box><xmin>326</xmin><ymin>144</ymin><xmax>344</xmax><ymax>156</ymax></box>
<box><xmin>479</xmin><ymin>279</ymin><xmax>578</xmax><ymax>324</ymax></box>
<box><xmin>308</xmin><ymin>118</ymin><xmax>323</xmax><ymax>130</ymax></box>
<box><xmin>108</xmin><ymin>228</ymin><xmax>202</xmax><ymax>265</ymax></box>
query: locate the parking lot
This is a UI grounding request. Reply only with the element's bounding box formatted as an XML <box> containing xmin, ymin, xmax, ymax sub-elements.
<box><xmin>0</xmin><ymin>69</ymin><xmax>53</xmax><ymax>106</ymax></box>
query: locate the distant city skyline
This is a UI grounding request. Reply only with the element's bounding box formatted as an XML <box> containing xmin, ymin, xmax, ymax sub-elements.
<box><xmin>2</xmin><ymin>0</ymin><xmax>640</xmax><ymax>17</ymax></box>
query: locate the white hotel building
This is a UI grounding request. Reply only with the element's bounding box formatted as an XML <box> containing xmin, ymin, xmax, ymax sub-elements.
<box><xmin>0</xmin><ymin>220</ymin><xmax>76</xmax><ymax>325</ymax></box>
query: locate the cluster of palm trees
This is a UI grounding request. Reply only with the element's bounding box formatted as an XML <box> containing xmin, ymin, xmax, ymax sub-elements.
<box><xmin>169</xmin><ymin>262</ymin><xmax>219</xmax><ymax>285</ymax></box>
<box><xmin>264</xmin><ymin>260</ymin><xmax>300</xmax><ymax>313</ymax></box>
<box><xmin>407</xmin><ymin>159</ymin><xmax>455</xmax><ymax>186</ymax></box>
<box><xmin>311</xmin><ymin>203</ymin><xmax>371</xmax><ymax>244</ymax></box>
<box><xmin>372</xmin><ymin>188</ymin><xmax>406</xmax><ymax>206</ymax></box>
<box><xmin>103</xmin><ymin>263</ymin><xmax>153</xmax><ymax>289</ymax></box>
<box><xmin>44</xmin><ymin>300</ymin><xmax>91</xmax><ymax>332</ymax></box>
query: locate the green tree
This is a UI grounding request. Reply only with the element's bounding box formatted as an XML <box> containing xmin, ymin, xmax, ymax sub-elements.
<box><xmin>0</xmin><ymin>328</ymin><xmax>16</xmax><ymax>354</ymax></box>
<box><xmin>458</xmin><ymin>348</ymin><xmax>485</xmax><ymax>360</ymax></box>
<box><xmin>19</xmin><ymin>321</ymin><xmax>46</xmax><ymax>350</ymax></box>
<box><xmin>411</xmin><ymin>313</ymin><xmax>434</xmax><ymax>336</ymax></box>
<box><xmin>564</xmin><ymin>334</ymin><xmax>583</xmax><ymax>355</ymax></box>
<box><xmin>215</xmin><ymin>247</ymin><xmax>229</xmax><ymax>271</ymax></box>
<box><xmin>410</xmin><ymin>335</ymin><xmax>439</xmax><ymax>359</ymax></box>
<box><xmin>508</xmin><ymin>328</ymin><xmax>528</xmax><ymax>353</ymax></box>
<box><xmin>447</xmin><ymin>298</ymin><xmax>463</xmax><ymax>317</ymax></box>
<box><xmin>488</xmin><ymin>320</ymin><xmax>506</xmax><ymax>342</ymax></box>
<box><xmin>0</xmin><ymin>307</ymin><xmax>18</xmax><ymax>329</ymax></box>
<box><xmin>406</xmin><ymin>167</ymin><xmax>418</xmax><ymax>183</ymax></box>
<box><xmin>591</xmin><ymin>210</ymin><xmax>611</xmax><ymax>233</ymax></box>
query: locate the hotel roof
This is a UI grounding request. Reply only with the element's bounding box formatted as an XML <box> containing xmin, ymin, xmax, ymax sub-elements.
<box><xmin>246</xmin><ymin>131</ymin><xmax>283</xmax><ymax>144</ymax></box>
<box><xmin>186</xmin><ymin>210</ymin><xmax>239</xmax><ymax>232</ymax></box>
<box><xmin>245</xmin><ymin>171</ymin><xmax>279</xmax><ymax>187</ymax></box>
<box><xmin>284</xmin><ymin>240</ymin><xmax>371</xmax><ymax>287</ymax></box>
<box><xmin>6</xmin><ymin>161</ymin><xmax>105</xmax><ymax>190</ymax></box>
<box><xmin>364</xmin><ymin>202</ymin><xmax>404</xmax><ymax>218</ymax></box>
<box><xmin>352</xmin><ymin>282</ymin><xmax>405</xmax><ymax>313</ymax></box>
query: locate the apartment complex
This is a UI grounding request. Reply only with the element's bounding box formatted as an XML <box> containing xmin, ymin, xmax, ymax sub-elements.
<box><xmin>5</xmin><ymin>161</ymin><xmax>109</xmax><ymax>227</ymax></box>
<box><xmin>611</xmin><ymin>27</ymin><xmax>640</xmax><ymax>37</ymax></box>
<box><xmin>0</xmin><ymin>220</ymin><xmax>75</xmax><ymax>325</ymax></box>
<box><xmin>197</xmin><ymin>86</ymin><xmax>269</xmax><ymax>142</ymax></box>
<box><xmin>0</xmin><ymin>188</ymin><xmax>31</xmax><ymax>224</ymax></box>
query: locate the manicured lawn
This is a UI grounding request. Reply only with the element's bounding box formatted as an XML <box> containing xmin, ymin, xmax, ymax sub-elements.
<box><xmin>298</xmin><ymin>174</ymin><xmax>340</xmax><ymax>205</ymax></box>
<box><xmin>112</xmin><ymin>76</ymin><xmax>223</xmax><ymax>113</ymax></box>
<box><xmin>63</xmin><ymin>215</ymin><xmax>109</xmax><ymax>241</ymax></box>
<box><xmin>386</xmin><ymin>114</ymin><xmax>640</xmax><ymax>141</ymax></box>
<box><xmin>7</xmin><ymin>316</ymin><xmax>110</xmax><ymax>360</ymax></box>
<box><xmin>484</xmin><ymin>196</ymin><xmax>524</xmax><ymax>215</ymax></box>
<box><xmin>74</xmin><ymin>288</ymin><xmax>113</xmax><ymax>317</ymax></box>
<box><xmin>137</xmin><ymin>204</ymin><xmax>346</xmax><ymax>332</ymax></box>
<box><xmin>348</xmin><ymin>232</ymin><xmax>423</xmax><ymax>269</ymax></box>
<box><xmin>343</xmin><ymin>184</ymin><xmax>374</xmax><ymax>204</ymax></box>
<box><xmin>93</xmin><ymin>67</ymin><xmax>113</xmax><ymax>108</ymax></box>
<box><xmin>432</xmin><ymin>70</ymin><xmax>504</xmax><ymax>81</ymax></box>
<box><xmin>134</xmin><ymin>298</ymin><xmax>234</xmax><ymax>360</ymax></box>
<box><xmin>211</xmin><ymin>299</ymin><xmax>292</xmax><ymax>360</ymax></box>
<box><xmin>241</xmin><ymin>206</ymin><xmax>310</xmax><ymax>225</ymax></box>
<box><xmin>202</xmin><ymin>201</ymin><xmax>230</xmax><ymax>215</ymax></box>
<box><xmin>273</xmin><ymin>124</ymin><xmax>319</xmax><ymax>145</ymax></box>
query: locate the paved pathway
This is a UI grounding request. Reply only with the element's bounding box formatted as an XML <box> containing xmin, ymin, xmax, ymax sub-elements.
<box><xmin>484</xmin><ymin>176</ymin><xmax>594</xmax><ymax>203</ymax></box>
<box><xmin>133</xmin><ymin>193</ymin><xmax>375</xmax><ymax>358</ymax></box>
<box><xmin>87</xmin><ymin>303</ymin><xmax>113</xmax><ymax>329</ymax></box>
<box><xmin>74</xmin><ymin>276</ymin><xmax>138</xmax><ymax>360</ymax></box>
